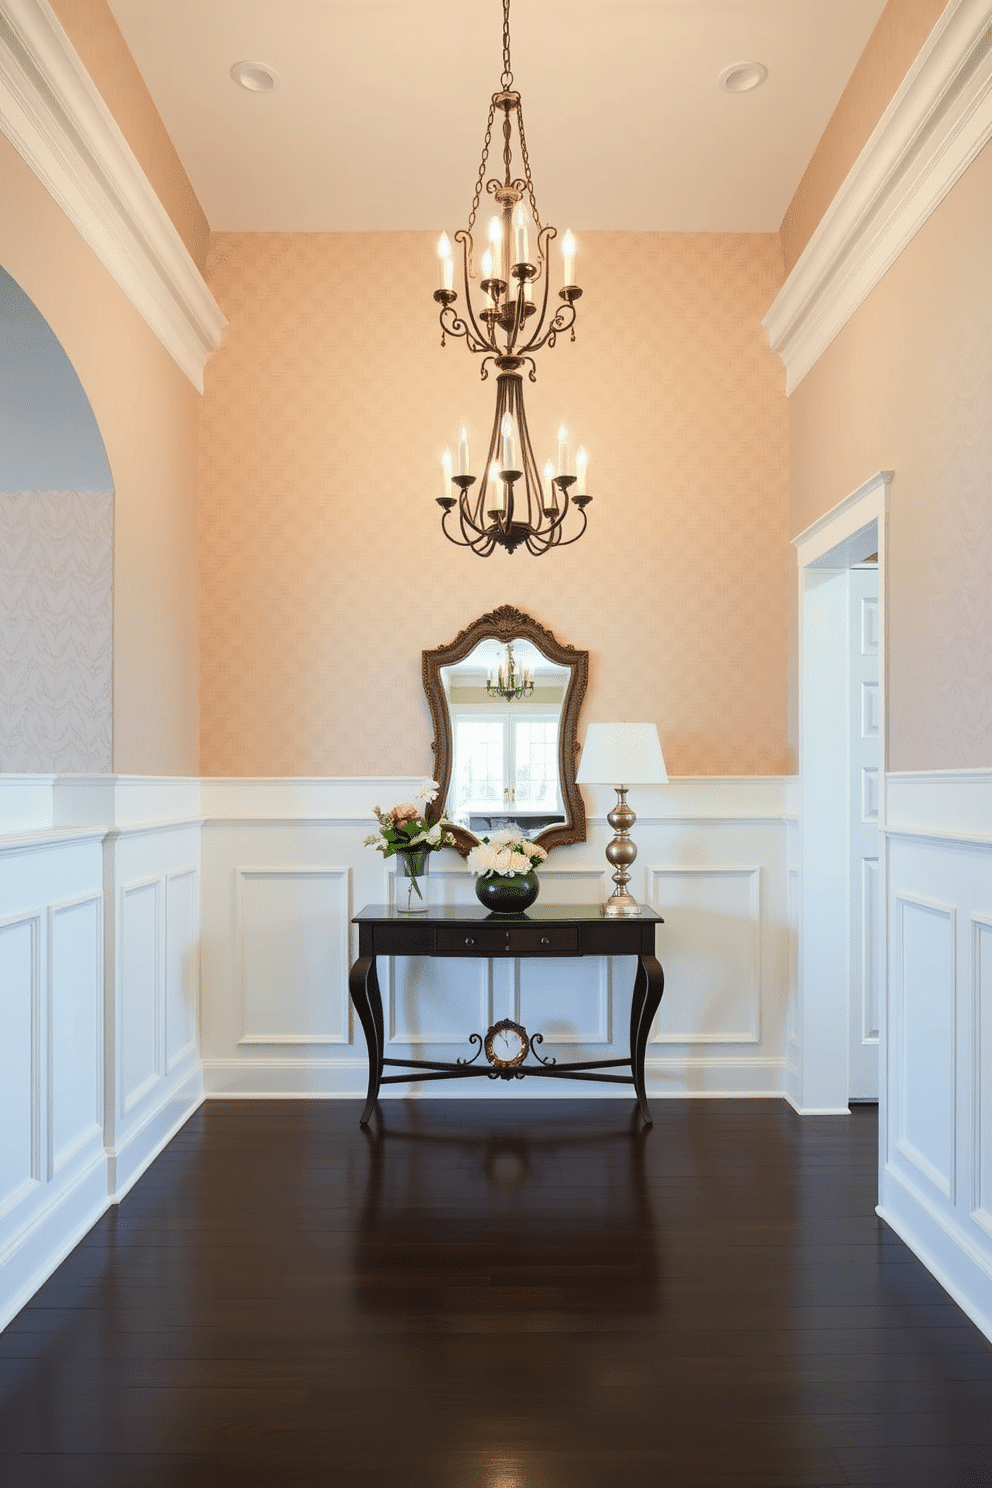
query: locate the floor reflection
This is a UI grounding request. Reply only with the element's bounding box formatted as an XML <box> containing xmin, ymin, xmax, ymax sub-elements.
<box><xmin>349</xmin><ymin>1100</ymin><xmax>663</xmax><ymax>1463</ymax></box>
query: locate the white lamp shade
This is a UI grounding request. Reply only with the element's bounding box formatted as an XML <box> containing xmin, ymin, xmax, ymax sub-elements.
<box><xmin>576</xmin><ymin>723</ymin><xmax>668</xmax><ymax>786</ymax></box>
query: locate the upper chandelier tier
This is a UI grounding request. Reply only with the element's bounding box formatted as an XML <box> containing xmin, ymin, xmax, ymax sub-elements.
<box><xmin>433</xmin><ymin>0</ymin><xmax>591</xmax><ymax>557</ymax></box>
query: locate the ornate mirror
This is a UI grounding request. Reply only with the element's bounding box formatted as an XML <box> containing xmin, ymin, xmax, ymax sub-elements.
<box><xmin>423</xmin><ymin>606</ymin><xmax>588</xmax><ymax>856</ymax></box>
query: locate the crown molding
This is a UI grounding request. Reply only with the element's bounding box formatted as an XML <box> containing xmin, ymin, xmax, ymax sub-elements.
<box><xmin>0</xmin><ymin>0</ymin><xmax>225</xmax><ymax>391</ymax></box>
<box><xmin>764</xmin><ymin>0</ymin><xmax>992</xmax><ymax>394</ymax></box>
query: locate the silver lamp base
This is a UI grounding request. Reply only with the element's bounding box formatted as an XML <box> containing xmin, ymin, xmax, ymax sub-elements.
<box><xmin>603</xmin><ymin>891</ymin><xmax>643</xmax><ymax>917</ymax></box>
<box><xmin>600</xmin><ymin>786</ymin><xmax>644</xmax><ymax>916</ymax></box>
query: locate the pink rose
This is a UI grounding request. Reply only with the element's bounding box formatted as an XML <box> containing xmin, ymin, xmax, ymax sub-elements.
<box><xmin>389</xmin><ymin>802</ymin><xmax>420</xmax><ymax>828</ymax></box>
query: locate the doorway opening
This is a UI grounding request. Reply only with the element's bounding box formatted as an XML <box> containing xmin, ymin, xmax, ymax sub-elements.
<box><xmin>792</xmin><ymin>471</ymin><xmax>891</xmax><ymax>1114</ymax></box>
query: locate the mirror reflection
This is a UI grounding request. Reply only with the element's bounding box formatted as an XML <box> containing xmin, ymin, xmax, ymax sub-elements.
<box><xmin>442</xmin><ymin>637</ymin><xmax>571</xmax><ymax>838</ymax></box>
<box><xmin>423</xmin><ymin>606</ymin><xmax>587</xmax><ymax>856</ymax></box>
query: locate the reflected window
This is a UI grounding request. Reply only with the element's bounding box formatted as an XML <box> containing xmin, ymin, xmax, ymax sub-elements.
<box><xmin>450</xmin><ymin>712</ymin><xmax>563</xmax><ymax>835</ymax></box>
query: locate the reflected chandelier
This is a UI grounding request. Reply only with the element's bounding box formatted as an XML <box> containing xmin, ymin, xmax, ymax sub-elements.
<box><xmin>433</xmin><ymin>0</ymin><xmax>591</xmax><ymax>556</ymax></box>
<box><xmin>486</xmin><ymin>642</ymin><xmax>534</xmax><ymax>702</ymax></box>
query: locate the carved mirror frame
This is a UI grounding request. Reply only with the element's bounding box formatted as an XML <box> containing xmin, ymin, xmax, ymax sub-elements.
<box><xmin>423</xmin><ymin>605</ymin><xmax>588</xmax><ymax>857</ymax></box>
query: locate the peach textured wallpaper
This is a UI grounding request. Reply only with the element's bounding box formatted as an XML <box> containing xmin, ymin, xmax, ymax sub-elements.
<box><xmin>198</xmin><ymin>230</ymin><xmax>789</xmax><ymax>778</ymax></box>
<box><xmin>790</xmin><ymin>136</ymin><xmax>992</xmax><ymax>772</ymax></box>
<box><xmin>780</xmin><ymin>0</ymin><xmax>948</xmax><ymax>273</ymax></box>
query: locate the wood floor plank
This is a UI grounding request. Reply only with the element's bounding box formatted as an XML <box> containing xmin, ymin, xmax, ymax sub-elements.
<box><xmin>1</xmin><ymin>1098</ymin><xmax>991</xmax><ymax>1486</ymax></box>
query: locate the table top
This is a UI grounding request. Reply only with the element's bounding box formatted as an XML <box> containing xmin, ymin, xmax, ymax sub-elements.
<box><xmin>353</xmin><ymin>903</ymin><xmax>664</xmax><ymax>926</ymax></box>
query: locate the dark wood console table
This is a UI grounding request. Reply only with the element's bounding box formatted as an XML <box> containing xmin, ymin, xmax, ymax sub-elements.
<box><xmin>349</xmin><ymin>904</ymin><xmax>664</xmax><ymax>1128</ymax></box>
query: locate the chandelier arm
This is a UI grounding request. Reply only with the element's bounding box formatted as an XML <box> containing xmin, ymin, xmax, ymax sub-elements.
<box><xmin>509</xmin><ymin>375</ymin><xmax>545</xmax><ymax>531</ymax></box>
<box><xmin>518</xmin><ymin>298</ymin><xmax>577</xmax><ymax>360</ymax></box>
<box><xmin>544</xmin><ymin>504</ymin><xmax>590</xmax><ymax>549</ymax></box>
<box><xmin>437</xmin><ymin>304</ymin><xmax>471</xmax><ymax>346</ymax></box>
<box><xmin>454</xmin><ymin>491</ymin><xmax>491</xmax><ymax>547</ymax></box>
<box><xmin>481</xmin><ymin>388</ymin><xmax>506</xmax><ymax>532</ymax></box>
<box><xmin>453</xmin><ymin>230</ymin><xmax>499</xmax><ymax>354</ymax></box>
<box><xmin>506</xmin><ymin>225</ymin><xmax>555</xmax><ymax>355</ymax></box>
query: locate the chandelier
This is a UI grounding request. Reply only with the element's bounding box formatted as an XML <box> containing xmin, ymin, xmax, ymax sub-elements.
<box><xmin>486</xmin><ymin>642</ymin><xmax>534</xmax><ymax>702</ymax></box>
<box><xmin>433</xmin><ymin>0</ymin><xmax>591</xmax><ymax>556</ymax></box>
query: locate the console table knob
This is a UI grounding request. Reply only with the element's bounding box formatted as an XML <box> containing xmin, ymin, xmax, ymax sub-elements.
<box><xmin>541</xmin><ymin>936</ymin><xmax>551</xmax><ymax>945</ymax></box>
<box><xmin>464</xmin><ymin>936</ymin><xmax>475</xmax><ymax>947</ymax></box>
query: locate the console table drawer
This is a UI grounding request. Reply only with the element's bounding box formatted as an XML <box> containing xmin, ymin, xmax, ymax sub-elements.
<box><xmin>435</xmin><ymin>925</ymin><xmax>580</xmax><ymax>956</ymax></box>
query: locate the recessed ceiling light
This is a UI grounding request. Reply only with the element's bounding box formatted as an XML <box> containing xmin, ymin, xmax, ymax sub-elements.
<box><xmin>230</xmin><ymin>60</ymin><xmax>280</xmax><ymax>93</ymax></box>
<box><xmin>718</xmin><ymin>61</ymin><xmax>768</xmax><ymax>94</ymax></box>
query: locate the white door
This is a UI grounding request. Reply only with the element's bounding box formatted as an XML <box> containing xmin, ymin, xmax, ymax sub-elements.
<box><xmin>848</xmin><ymin>564</ymin><xmax>880</xmax><ymax>1101</ymax></box>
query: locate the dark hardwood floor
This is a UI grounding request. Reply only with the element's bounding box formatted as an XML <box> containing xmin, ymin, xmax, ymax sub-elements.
<box><xmin>1</xmin><ymin>1098</ymin><xmax>991</xmax><ymax>1487</ymax></box>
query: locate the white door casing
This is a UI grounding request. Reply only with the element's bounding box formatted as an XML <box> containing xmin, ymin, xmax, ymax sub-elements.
<box><xmin>849</xmin><ymin>565</ymin><xmax>881</xmax><ymax>1101</ymax></box>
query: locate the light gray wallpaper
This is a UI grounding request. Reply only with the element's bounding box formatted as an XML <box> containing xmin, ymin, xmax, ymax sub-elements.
<box><xmin>0</xmin><ymin>491</ymin><xmax>113</xmax><ymax>772</ymax></box>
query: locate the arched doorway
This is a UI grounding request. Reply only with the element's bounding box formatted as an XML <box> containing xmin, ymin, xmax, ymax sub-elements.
<box><xmin>0</xmin><ymin>264</ymin><xmax>114</xmax><ymax>772</ymax></box>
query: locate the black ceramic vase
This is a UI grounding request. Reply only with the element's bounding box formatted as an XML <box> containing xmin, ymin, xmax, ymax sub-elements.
<box><xmin>474</xmin><ymin>870</ymin><xmax>540</xmax><ymax>914</ymax></box>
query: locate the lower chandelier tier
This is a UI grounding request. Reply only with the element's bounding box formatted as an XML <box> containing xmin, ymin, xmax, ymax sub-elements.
<box><xmin>437</xmin><ymin>368</ymin><xmax>591</xmax><ymax>556</ymax></box>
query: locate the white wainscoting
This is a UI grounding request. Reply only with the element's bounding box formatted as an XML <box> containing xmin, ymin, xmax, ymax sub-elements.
<box><xmin>0</xmin><ymin>826</ymin><xmax>106</xmax><ymax>1332</ymax></box>
<box><xmin>880</xmin><ymin>770</ymin><xmax>992</xmax><ymax>1342</ymax></box>
<box><xmin>0</xmin><ymin>777</ymin><xmax>203</xmax><ymax>1331</ymax></box>
<box><xmin>200</xmin><ymin>776</ymin><xmax>792</xmax><ymax>1101</ymax></box>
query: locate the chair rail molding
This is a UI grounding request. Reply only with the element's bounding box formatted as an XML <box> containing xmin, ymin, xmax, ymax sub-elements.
<box><xmin>764</xmin><ymin>0</ymin><xmax>992</xmax><ymax>394</ymax></box>
<box><xmin>0</xmin><ymin>0</ymin><xmax>226</xmax><ymax>390</ymax></box>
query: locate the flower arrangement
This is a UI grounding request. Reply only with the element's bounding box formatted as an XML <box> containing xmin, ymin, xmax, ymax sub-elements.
<box><xmin>363</xmin><ymin>780</ymin><xmax>456</xmax><ymax>861</ymax></box>
<box><xmin>466</xmin><ymin>828</ymin><xmax>548</xmax><ymax>879</ymax></box>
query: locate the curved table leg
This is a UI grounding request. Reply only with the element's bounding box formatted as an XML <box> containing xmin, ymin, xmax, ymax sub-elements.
<box><xmin>349</xmin><ymin>954</ymin><xmax>383</xmax><ymax>1126</ymax></box>
<box><xmin>629</xmin><ymin>953</ymin><xmax>665</xmax><ymax>1125</ymax></box>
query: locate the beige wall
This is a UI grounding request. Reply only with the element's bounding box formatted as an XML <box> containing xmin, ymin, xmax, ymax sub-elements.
<box><xmin>48</xmin><ymin>0</ymin><xmax>210</xmax><ymax>270</ymax></box>
<box><xmin>199</xmin><ymin>231</ymin><xmax>790</xmax><ymax>778</ymax></box>
<box><xmin>0</xmin><ymin>133</ymin><xmax>201</xmax><ymax>774</ymax></box>
<box><xmin>790</xmin><ymin>136</ymin><xmax>992</xmax><ymax>771</ymax></box>
<box><xmin>780</xmin><ymin>0</ymin><xmax>948</xmax><ymax>273</ymax></box>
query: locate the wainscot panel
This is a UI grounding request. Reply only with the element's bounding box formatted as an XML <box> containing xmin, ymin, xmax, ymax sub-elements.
<box><xmin>0</xmin><ymin>826</ymin><xmax>107</xmax><ymax>1332</ymax></box>
<box><xmin>881</xmin><ymin>770</ymin><xmax>992</xmax><ymax>1343</ymax></box>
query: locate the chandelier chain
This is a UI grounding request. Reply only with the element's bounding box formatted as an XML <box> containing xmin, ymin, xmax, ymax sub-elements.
<box><xmin>501</xmin><ymin>0</ymin><xmax>513</xmax><ymax>88</ymax></box>
<box><xmin>466</xmin><ymin>99</ymin><xmax>497</xmax><ymax>242</ymax></box>
<box><xmin>515</xmin><ymin>105</ymin><xmax>544</xmax><ymax>233</ymax></box>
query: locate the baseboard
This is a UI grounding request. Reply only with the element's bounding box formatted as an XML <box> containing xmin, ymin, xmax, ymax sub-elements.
<box><xmin>0</xmin><ymin>1149</ymin><xmax>108</xmax><ymax>1333</ymax></box>
<box><xmin>108</xmin><ymin>1065</ymin><xmax>204</xmax><ymax>1201</ymax></box>
<box><xmin>878</xmin><ymin>1170</ymin><xmax>992</xmax><ymax>1344</ymax></box>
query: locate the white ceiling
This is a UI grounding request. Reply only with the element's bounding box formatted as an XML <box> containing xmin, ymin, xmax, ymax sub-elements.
<box><xmin>106</xmin><ymin>0</ymin><xmax>888</xmax><ymax>234</ymax></box>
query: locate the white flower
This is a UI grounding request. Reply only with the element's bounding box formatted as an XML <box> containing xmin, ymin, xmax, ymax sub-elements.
<box><xmin>424</xmin><ymin>822</ymin><xmax>444</xmax><ymax>846</ymax></box>
<box><xmin>489</xmin><ymin>827</ymin><xmax>520</xmax><ymax>847</ymax></box>
<box><xmin>508</xmin><ymin>850</ymin><xmax>533</xmax><ymax>874</ymax></box>
<box><xmin>529</xmin><ymin>842</ymin><xmax>548</xmax><ymax>862</ymax></box>
<box><xmin>467</xmin><ymin>842</ymin><xmax>499</xmax><ymax>875</ymax></box>
<box><xmin>406</xmin><ymin>830</ymin><xmax>427</xmax><ymax>846</ymax></box>
<box><xmin>416</xmin><ymin>779</ymin><xmax>440</xmax><ymax>804</ymax></box>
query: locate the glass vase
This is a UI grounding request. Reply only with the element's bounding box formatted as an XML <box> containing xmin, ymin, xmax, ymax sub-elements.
<box><xmin>394</xmin><ymin>847</ymin><xmax>431</xmax><ymax>913</ymax></box>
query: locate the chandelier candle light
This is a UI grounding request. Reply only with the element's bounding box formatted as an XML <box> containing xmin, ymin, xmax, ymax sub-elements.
<box><xmin>434</xmin><ymin>0</ymin><xmax>591</xmax><ymax>556</ymax></box>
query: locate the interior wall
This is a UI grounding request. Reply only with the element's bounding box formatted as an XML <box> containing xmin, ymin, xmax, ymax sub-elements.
<box><xmin>0</xmin><ymin>132</ymin><xmax>201</xmax><ymax>775</ymax></box>
<box><xmin>789</xmin><ymin>136</ymin><xmax>992</xmax><ymax>771</ymax></box>
<box><xmin>198</xmin><ymin>230</ymin><xmax>790</xmax><ymax>778</ymax></box>
<box><xmin>779</xmin><ymin>0</ymin><xmax>948</xmax><ymax>273</ymax></box>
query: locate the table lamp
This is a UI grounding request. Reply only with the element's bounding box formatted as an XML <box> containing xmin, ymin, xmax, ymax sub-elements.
<box><xmin>576</xmin><ymin>722</ymin><xmax>668</xmax><ymax>916</ymax></box>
